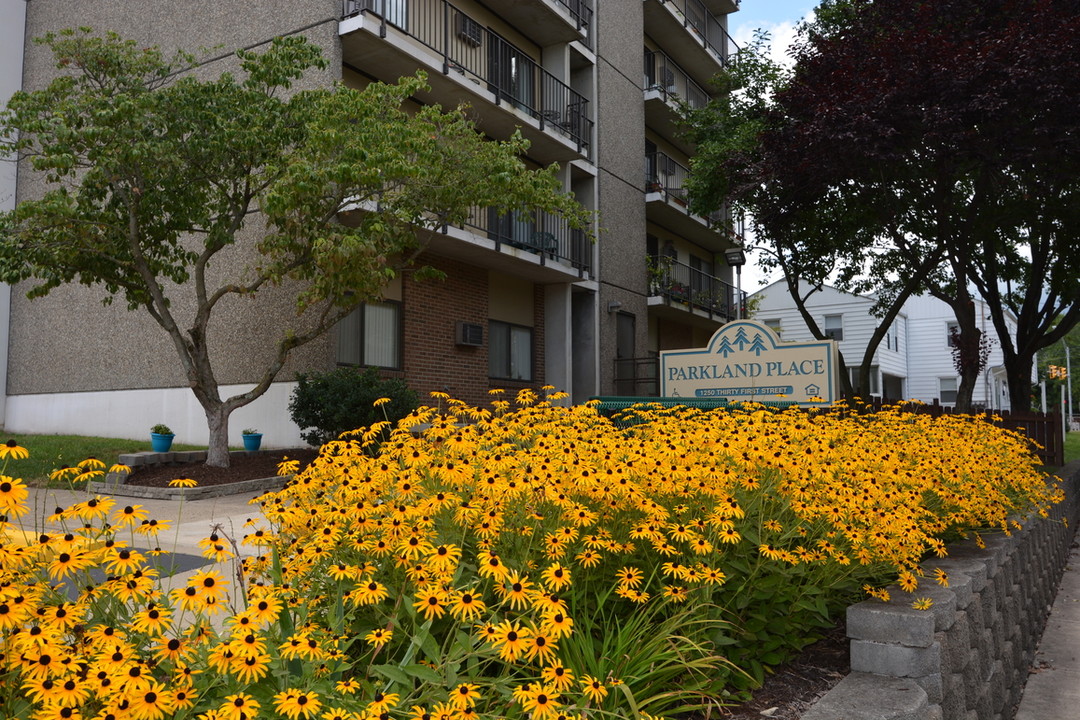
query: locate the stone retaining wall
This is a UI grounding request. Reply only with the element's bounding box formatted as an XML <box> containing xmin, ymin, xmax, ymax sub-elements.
<box><xmin>803</xmin><ymin>461</ymin><xmax>1080</xmax><ymax>720</ymax></box>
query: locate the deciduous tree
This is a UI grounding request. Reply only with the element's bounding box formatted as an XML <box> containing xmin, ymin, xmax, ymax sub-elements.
<box><xmin>0</xmin><ymin>30</ymin><xmax>590</xmax><ymax>466</ymax></box>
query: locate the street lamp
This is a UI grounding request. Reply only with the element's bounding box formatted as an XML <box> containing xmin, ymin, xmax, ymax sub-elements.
<box><xmin>724</xmin><ymin>248</ymin><xmax>747</xmax><ymax>320</ymax></box>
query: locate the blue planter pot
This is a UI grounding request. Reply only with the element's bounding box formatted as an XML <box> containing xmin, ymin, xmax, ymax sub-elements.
<box><xmin>242</xmin><ymin>433</ymin><xmax>263</xmax><ymax>452</ymax></box>
<box><xmin>150</xmin><ymin>432</ymin><xmax>174</xmax><ymax>453</ymax></box>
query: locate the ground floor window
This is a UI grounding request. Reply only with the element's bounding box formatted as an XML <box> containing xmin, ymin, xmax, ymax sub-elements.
<box><xmin>337</xmin><ymin>301</ymin><xmax>402</xmax><ymax>369</ymax></box>
<box><xmin>939</xmin><ymin>376</ymin><xmax>958</xmax><ymax>405</ymax></box>
<box><xmin>489</xmin><ymin>320</ymin><xmax>533</xmax><ymax>381</ymax></box>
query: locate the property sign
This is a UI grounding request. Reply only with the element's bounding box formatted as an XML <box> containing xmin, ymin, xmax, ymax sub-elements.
<box><xmin>660</xmin><ymin>320</ymin><xmax>839</xmax><ymax>404</ymax></box>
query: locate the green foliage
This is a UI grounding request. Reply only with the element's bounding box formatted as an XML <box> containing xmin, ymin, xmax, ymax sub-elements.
<box><xmin>150</xmin><ymin>423</ymin><xmax>173</xmax><ymax>436</ymax></box>
<box><xmin>288</xmin><ymin>366</ymin><xmax>419</xmax><ymax>446</ymax></box>
<box><xmin>3</xmin><ymin>433</ymin><xmax>201</xmax><ymax>486</ymax></box>
<box><xmin>0</xmin><ymin>29</ymin><xmax>590</xmax><ymax>465</ymax></box>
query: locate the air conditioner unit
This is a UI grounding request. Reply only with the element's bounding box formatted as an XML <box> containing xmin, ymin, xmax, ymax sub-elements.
<box><xmin>456</xmin><ymin>322</ymin><xmax>484</xmax><ymax>347</ymax></box>
<box><xmin>456</xmin><ymin>14</ymin><xmax>483</xmax><ymax>47</ymax></box>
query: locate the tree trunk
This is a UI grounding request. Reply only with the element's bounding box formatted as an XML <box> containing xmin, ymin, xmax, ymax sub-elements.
<box><xmin>204</xmin><ymin>403</ymin><xmax>233</xmax><ymax>468</ymax></box>
<box><xmin>1006</xmin><ymin>352</ymin><xmax>1035</xmax><ymax>413</ymax></box>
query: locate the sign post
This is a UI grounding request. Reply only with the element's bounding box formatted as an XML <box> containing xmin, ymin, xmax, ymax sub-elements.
<box><xmin>659</xmin><ymin>320</ymin><xmax>840</xmax><ymax>405</ymax></box>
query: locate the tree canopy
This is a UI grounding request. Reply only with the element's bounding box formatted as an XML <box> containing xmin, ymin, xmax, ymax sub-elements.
<box><xmin>687</xmin><ymin>0</ymin><xmax>1080</xmax><ymax>410</ymax></box>
<box><xmin>0</xmin><ymin>29</ymin><xmax>591</xmax><ymax>465</ymax></box>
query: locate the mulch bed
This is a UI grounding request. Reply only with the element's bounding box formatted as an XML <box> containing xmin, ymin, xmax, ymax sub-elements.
<box><xmin>719</xmin><ymin>620</ymin><xmax>850</xmax><ymax>719</ymax></box>
<box><xmin>123</xmin><ymin>448</ymin><xmax>321</xmax><ymax>487</ymax></box>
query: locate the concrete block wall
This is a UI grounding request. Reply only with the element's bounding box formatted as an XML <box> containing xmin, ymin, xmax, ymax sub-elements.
<box><xmin>803</xmin><ymin>462</ymin><xmax>1080</xmax><ymax>720</ymax></box>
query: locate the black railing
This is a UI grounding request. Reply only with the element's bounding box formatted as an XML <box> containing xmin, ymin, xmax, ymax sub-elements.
<box><xmin>643</xmin><ymin>49</ymin><xmax>710</xmax><ymax>109</ymax></box>
<box><xmin>659</xmin><ymin>0</ymin><xmax>739</xmax><ymax>67</ymax></box>
<box><xmin>614</xmin><ymin>357</ymin><xmax>660</xmax><ymax>397</ymax></box>
<box><xmin>556</xmin><ymin>0</ymin><xmax>593</xmax><ymax>46</ymax></box>
<box><xmin>345</xmin><ymin>0</ymin><xmax>593</xmax><ymax>156</ymax></box>
<box><xmin>645</xmin><ymin>150</ymin><xmax>691</xmax><ymax>202</ymax></box>
<box><xmin>444</xmin><ymin>205</ymin><xmax>591</xmax><ymax>275</ymax></box>
<box><xmin>647</xmin><ymin>256</ymin><xmax>744</xmax><ymax>319</ymax></box>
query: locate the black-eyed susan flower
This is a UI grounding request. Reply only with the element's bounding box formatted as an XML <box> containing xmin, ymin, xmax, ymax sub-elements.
<box><xmin>513</xmin><ymin>682</ymin><xmax>562</xmax><ymax>720</ymax></box>
<box><xmin>167</xmin><ymin>477</ymin><xmax>198</xmax><ymax>488</ymax></box>
<box><xmin>449</xmin><ymin>683</ymin><xmax>481</xmax><ymax>710</ymax></box>
<box><xmin>0</xmin><ymin>476</ymin><xmax>29</xmax><ymax>516</ymax></box>
<box><xmin>579</xmin><ymin>675</ymin><xmax>609</xmax><ymax>704</ymax></box>
<box><xmin>540</xmin><ymin>663</ymin><xmax>575</xmax><ymax>692</ymax></box>
<box><xmin>220</xmin><ymin>692</ymin><xmax>260</xmax><ymax>720</ymax></box>
<box><xmin>274</xmin><ymin>689</ymin><xmax>322</xmax><ymax>719</ymax></box>
<box><xmin>0</xmin><ymin>439</ymin><xmax>29</xmax><ymax>460</ymax></box>
<box><xmin>364</xmin><ymin>627</ymin><xmax>393</xmax><ymax>648</ymax></box>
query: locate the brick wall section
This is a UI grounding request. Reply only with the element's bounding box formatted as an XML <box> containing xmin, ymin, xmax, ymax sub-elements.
<box><xmin>802</xmin><ymin>461</ymin><xmax>1080</xmax><ymax>720</ymax></box>
<box><xmin>395</xmin><ymin>254</ymin><xmax>548</xmax><ymax>408</ymax></box>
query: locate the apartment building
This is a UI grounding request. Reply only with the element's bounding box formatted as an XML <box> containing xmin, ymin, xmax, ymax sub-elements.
<box><xmin>4</xmin><ymin>0</ymin><xmax>743</xmax><ymax>445</ymax></box>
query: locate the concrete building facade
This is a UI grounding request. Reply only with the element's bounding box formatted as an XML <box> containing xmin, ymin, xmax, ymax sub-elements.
<box><xmin>4</xmin><ymin>0</ymin><xmax>744</xmax><ymax>446</ymax></box>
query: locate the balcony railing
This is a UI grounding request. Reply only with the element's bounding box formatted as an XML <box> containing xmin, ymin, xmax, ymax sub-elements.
<box><xmin>644</xmin><ymin>49</ymin><xmax>710</xmax><ymax>109</ymax></box>
<box><xmin>556</xmin><ymin>0</ymin><xmax>593</xmax><ymax>46</ymax></box>
<box><xmin>345</xmin><ymin>0</ymin><xmax>593</xmax><ymax>156</ymax></box>
<box><xmin>645</xmin><ymin>150</ymin><xmax>692</xmax><ymax>202</ymax></box>
<box><xmin>444</xmin><ymin>205</ymin><xmax>591</xmax><ymax>275</ymax></box>
<box><xmin>648</xmin><ymin>255</ymin><xmax>745</xmax><ymax>319</ymax></box>
<box><xmin>659</xmin><ymin>0</ymin><xmax>739</xmax><ymax>67</ymax></box>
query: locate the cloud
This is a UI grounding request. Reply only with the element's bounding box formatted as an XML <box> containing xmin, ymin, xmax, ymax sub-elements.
<box><xmin>731</xmin><ymin>11</ymin><xmax>817</xmax><ymax>69</ymax></box>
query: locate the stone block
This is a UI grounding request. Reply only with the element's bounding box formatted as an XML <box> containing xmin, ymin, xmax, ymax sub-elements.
<box><xmin>851</xmin><ymin>639</ymin><xmax>941</xmax><ymax>678</ymax></box>
<box><xmin>925</xmin><ymin>558</ymin><xmax>988</xmax><ymax>594</ymax></box>
<box><xmin>801</xmin><ymin>673</ymin><xmax>929</xmax><ymax>720</ymax></box>
<box><xmin>848</xmin><ymin>601</ymin><xmax>936</xmax><ymax>647</ymax></box>
<box><xmin>941</xmin><ymin>673</ymin><xmax>967</xmax><ymax>720</ymax></box>
<box><xmin>913</xmin><ymin>672</ymin><xmax>943</xmax><ymax>704</ymax></box>
<box><xmin>887</xmin><ymin>586</ymin><xmax>958</xmax><ymax>631</ymax></box>
<box><xmin>172</xmin><ymin>450</ymin><xmax>207</xmax><ymax>463</ymax></box>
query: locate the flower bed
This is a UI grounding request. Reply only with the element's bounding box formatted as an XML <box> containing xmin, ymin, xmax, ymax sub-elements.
<box><xmin>0</xmin><ymin>391</ymin><xmax>1062</xmax><ymax>719</ymax></box>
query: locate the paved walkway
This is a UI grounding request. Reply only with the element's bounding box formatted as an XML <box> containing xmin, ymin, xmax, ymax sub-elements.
<box><xmin>1015</xmin><ymin>544</ymin><xmax>1080</xmax><ymax>717</ymax></box>
<box><xmin>17</xmin><ymin>485</ymin><xmax>271</xmax><ymax>610</ymax></box>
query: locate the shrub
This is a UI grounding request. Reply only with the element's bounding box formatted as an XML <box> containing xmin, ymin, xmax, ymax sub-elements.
<box><xmin>0</xmin><ymin>392</ymin><xmax>1062</xmax><ymax>719</ymax></box>
<box><xmin>288</xmin><ymin>366</ymin><xmax>418</xmax><ymax>446</ymax></box>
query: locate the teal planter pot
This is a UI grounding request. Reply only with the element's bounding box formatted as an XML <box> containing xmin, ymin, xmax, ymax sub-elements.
<box><xmin>150</xmin><ymin>432</ymin><xmax>174</xmax><ymax>453</ymax></box>
<box><xmin>242</xmin><ymin>433</ymin><xmax>263</xmax><ymax>452</ymax></box>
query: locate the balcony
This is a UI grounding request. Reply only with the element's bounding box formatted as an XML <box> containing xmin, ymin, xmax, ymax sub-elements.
<box><xmin>341</xmin><ymin>0</ymin><xmax>594</xmax><ymax>164</ymax></box>
<box><xmin>643</xmin><ymin>0</ymin><xmax>739</xmax><ymax>84</ymax></box>
<box><xmin>647</xmin><ymin>256</ymin><xmax>744</xmax><ymax>322</ymax></box>
<box><xmin>488</xmin><ymin>0</ymin><xmax>593</xmax><ymax>48</ymax></box>
<box><xmin>644</xmin><ymin>49</ymin><xmax>710</xmax><ymax>151</ymax></box>
<box><xmin>644</xmin><ymin>151</ymin><xmax>729</xmax><ymax>249</ymax></box>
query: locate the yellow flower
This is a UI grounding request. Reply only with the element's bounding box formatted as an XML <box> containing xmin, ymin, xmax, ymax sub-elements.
<box><xmin>0</xmin><ymin>476</ymin><xmax>29</xmax><ymax>516</ymax></box>
<box><xmin>168</xmin><ymin>477</ymin><xmax>198</xmax><ymax>488</ymax></box>
<box><xmin>374</xmin><ymin>397</ymin><xmax>392</xmax><ymax>407</ymax></box>
<box><xmin>364</xmin><ymin>627</ymin><xmax>393</xmax><ymax>648</ymax></box>
<box><xmin>513</xmin><ymin>682</ymin><xmax>562</xmax><ymax>720</ymax></box>
<box><xmin>580</xmin><ymin>675</ymin><xmax>609</xmax><ymax>704</ymax></box>
<box><xmin>911</xmin><ymin>597</ymin><xmax>934</xmax><ymax>611</ymax></box>
<box><xmin>274</xmin><ymin>689</ymin><xmax>323</xmax><ymax>720</ymax></box>
<box><xmin>0</xmin><ymin>439</ymin><xmax>29</xmax><ymax>460</ymax></box>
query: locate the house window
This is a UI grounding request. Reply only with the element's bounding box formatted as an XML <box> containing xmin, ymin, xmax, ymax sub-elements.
<box><xmin>337</xmin><ymin>301</ymin><xmax>402</xmax><ymax>369</ymax></box>
<box><xmin>763</xmin><ymin>319</ymin><xmax>782</xmax><ymax>336</ymax></box>
<box><xmin>849</xmin><ymin>365</ymin><xmax>880</xmax><ymax>395</ymax></box>
<box><xmin>824</xmin><ymin>315</ymin><xmax>844</xmax><ymax>341</ymax></box>
<box><xmin>939</xmin><ymin>377</ymin><xmax>958</xmax><ymax>405</ymax></box>
<box><xmin>946</xmin><ymin>321</ymin><xmax>960</xmax><ymax>347</ymax></box>
<box><xmin>489</xmin><ymin>320</ymin><xmax>533</xmax><ymax>381</ymax></box>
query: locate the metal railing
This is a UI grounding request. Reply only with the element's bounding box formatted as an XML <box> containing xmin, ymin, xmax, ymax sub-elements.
<box><xmin>445</xmin><ymin>205</ymin><xmax>592</xmax><ymax>276</ymax></box>
<box><xmin>614</xmin><ymin>357</ymin><xmax>660</xmax><ymax>397</ymax></box>
<box><xmin>659</xmin><ymin>0</ymin><xmax>739</xmax><ymax>67</ymax></box>
<box><xmin>647</xmin><ymin>256</ymin><xmax>744</xmax><ymax>319</ymax></box>
<box><xmin>643</xmin><ymin>49</ymin><xmax>710</xmax><ymax>109</ymax></box>
<box><xmin>644</xmin><ymin>150</ymin><xmax>691</xmax><ymax>202</ymax></box>
<box><xmin>345</xmin><ymin>0</ymin><xmax>593</xmax><ymax>156</ymax></box>
<box><xmin>556</xmin><ymin>0</ymin><xmax>593</xmax><ymax>46</ymax></box>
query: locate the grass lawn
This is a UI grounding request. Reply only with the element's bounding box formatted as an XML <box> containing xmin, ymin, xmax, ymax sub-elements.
<box><xmin>1065</xmin><ymin>430</ymin><xmax>1080</xmax><ymax>465</ymax></box>
<box><xmin>1</xmin><ymin>433</ymin><xmax>205</xmax><ymax>486</ymax></box>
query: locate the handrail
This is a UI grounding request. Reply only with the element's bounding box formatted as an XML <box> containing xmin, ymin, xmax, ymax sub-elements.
<box><xmin>344</xmin><ymin>0</ymin><xmax>593</xmax><ymax>156</ymax></box>
<box><xmin>647</xmin><ymin>255</ymin><xmax>744</xmax><ymax>319</ymax></box>
<box><xmin>643</xmin><ymin>49</ymin><xmax>710</xmax><ymax>109</ymax></box>
<box><xmin>660</xmin><ymin>0</ymin><xmax>740</xmax><ymax>67</ymax></box>
<box><xmin>446</xmin><ymin>205</ymin><xmax>592</xmax><ymax>276</ymax></box>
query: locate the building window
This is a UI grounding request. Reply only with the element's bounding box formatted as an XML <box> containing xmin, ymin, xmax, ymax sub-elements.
<box><xmin>849</xmin><ymin>365</ymin><xmax>880</xmax><ymax>395</ymax></box>
<box><xmin>489</xmin><ymin>320</ymin><xmax>533</xmax><ymax>381</ymax></box>
<box><xmin>763</xmin><ymin>319</ymin><xmax>782</xmax><ymax>336</ymax></box>
<box><xmin>946</xmin><ymin>321</ymin><xmax>960</xmax><ymax>347</ymax></box>
<box><xmin>337</xmin><ymin>301</ymin><xmax>402</xmax><ymax>369</ymax></box>
<box><xmin>824</xmin><ymin>314</ymin><xmax>843</xmax><ymax>341</ymax></box>
<box><xmin>939</xmin><ymin>377</ymin><xmax>958</xmax><ymax>405</ymax></box>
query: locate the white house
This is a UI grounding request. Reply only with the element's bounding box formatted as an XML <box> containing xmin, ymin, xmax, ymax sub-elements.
<box><xmin>750</xmin><ymin>280</ymin><xmax>1017</xmax><ymax>410</ymax></box>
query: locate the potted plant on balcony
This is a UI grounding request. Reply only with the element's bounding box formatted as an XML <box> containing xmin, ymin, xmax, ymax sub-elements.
<box><xmin>150</xmin><ymin>424</ymin><xmax>174</xmax><ymax>453</ymax></box>
<box><xmin>242</xmin><ymin>428</ymin><xmax>263</xmax><ymax>452</ymax></box>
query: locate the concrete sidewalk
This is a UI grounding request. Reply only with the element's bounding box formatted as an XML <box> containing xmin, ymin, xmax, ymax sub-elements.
<box><xmin>1015</xmin><ymin>543</ymin><xmax>1080</xmax><ymax>717</ymax></box>
<box><xmin>17</xmin><ymin>485</ymin><xmax>274</xmax><ymax>606</ymax></box>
